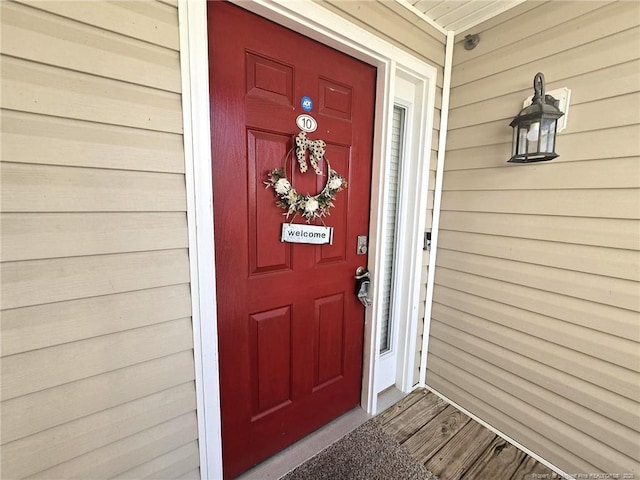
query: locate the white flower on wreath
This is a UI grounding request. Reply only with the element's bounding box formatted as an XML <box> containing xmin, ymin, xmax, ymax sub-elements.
<box><xmin>304</xmin><ymin>198</ymin><xmax>319</xmax><ymax>214</ymax></box>
<box><xmin>286</xmin><ymin>190</ymin><xmax>298</xmax><ymax>203</ymax></box>
<box><xmin>328</xmin><ymin>176</ymin><xmax>343</xmax><ymax>190</ymax></box>
<box><xmin>274</xmin><ymin>178</ymin><xmax>291</xmax><ymax>195</ymax></box>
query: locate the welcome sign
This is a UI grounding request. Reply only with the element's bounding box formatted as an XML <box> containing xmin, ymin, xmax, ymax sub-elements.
<box><xmin>281</xmin><ymin>223</ymin><xmax>334</xmax><ymax>245</ymax></box>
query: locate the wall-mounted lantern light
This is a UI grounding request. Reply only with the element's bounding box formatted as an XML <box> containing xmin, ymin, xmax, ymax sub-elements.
<box><xmin>509</xmin><ymin>72</ymin><xmax>565</xmax><ymax>163</ymax></box>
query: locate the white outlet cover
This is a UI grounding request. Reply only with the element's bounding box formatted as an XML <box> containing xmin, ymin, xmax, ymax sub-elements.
<box><xmin>524</xmin><ymin>87</ymin><xmax>571</xmax><ymax>133</ymax></box>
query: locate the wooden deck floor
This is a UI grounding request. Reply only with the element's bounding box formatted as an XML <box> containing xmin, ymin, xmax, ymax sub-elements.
<box><xmin>375</xmin><ymin>388</ymin><xmax>556</xmax><ymax>480</ymax></box>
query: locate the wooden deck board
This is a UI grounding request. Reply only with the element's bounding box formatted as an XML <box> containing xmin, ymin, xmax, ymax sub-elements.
<box><xmin>510</xmin><ymin>456</ymin><xmax>555</xmax><ymax>480</ymax></box>
<box><xmin>402</xmin><ymin>405</ymin><xmax>470</xmax><ymax>462</ymax></box>
<box><xmin>379</xmin><ymin>394</ymin><xmax>449</xmax><ymax>444</ymax></box>
<box><xmin>426</xmin><ymin>420</ymin><xmax>496</xmax><ymax>480</ymax></box>
<box><xmin>375</xmin><ymin>388</ymin><xmax>429</xmax><ymax>426</ymax></box>
<box><xmin>377</xmin><ymin>389</ymin><xmax>556</xmax><ymax>480</ymax></box>
<box><xmin>461</xmin><ymin>436</ymin><xmax>528</xmax><ymax>480</ymax></box>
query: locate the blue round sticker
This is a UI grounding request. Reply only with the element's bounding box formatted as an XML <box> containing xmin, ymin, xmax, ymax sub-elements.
<box><xmin>301</xmin><ymin>96</ymin><xmax>313</xmax><ymax>112</ymax></box>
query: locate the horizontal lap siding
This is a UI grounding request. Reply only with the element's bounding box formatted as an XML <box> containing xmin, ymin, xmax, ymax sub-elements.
<box><xmin>315</xmin><ymin>1</ymin><xmax>446</xmax><ymax>385</ymax></box>
<box><xmin>427</xmin><ymin>1</ymin><xmax>640</xmax><ymax>476</ymax></box>
<box><xmin>0</xmin><ymin>1</ymin><xmax>199</xmax><ymax>478</ymax></box>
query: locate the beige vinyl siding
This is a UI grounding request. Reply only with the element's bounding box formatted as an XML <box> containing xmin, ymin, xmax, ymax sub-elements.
<box><xmin>314</xmin><ymin>1</ymin><xmax>446</xmax><ymax>386</ymax></box>
<box><xmin>426</xmin><ymin>0</ymin><xmax>640</xmax><ymax>476</ymax></box>
<box><xmin>316</xmin><ymin>0</ymin><xmax>446</xmax><ymax>65</ymax></box>
<box><xmin>0</xmin><ymin>1</ymin><xmax>199</xmax><ymax>479</ymax></box>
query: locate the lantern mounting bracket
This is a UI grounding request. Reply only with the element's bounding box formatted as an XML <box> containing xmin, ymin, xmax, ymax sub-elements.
<box><xmin>523</xmin><ymin>86</ymin><xmax>571</xmax><ymax>133</ymax></box>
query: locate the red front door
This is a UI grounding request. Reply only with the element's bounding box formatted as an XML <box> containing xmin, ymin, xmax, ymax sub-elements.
<box><xmin>208</xmin><ymin>2</ymin><xmax>376</xmax><ymax>477</ymax></box>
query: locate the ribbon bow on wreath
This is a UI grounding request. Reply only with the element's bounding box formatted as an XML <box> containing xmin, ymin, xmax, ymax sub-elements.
<box><xmin>295</xmin><ymin>131</ymin><xmax>325</xmax><ymax>175</ymax></box>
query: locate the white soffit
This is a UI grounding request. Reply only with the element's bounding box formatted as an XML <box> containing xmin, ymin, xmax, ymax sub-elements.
<box><xmin>400</xmin><ymin>0</ymin><xmax>527</xmax><ymax>34</ymax></box>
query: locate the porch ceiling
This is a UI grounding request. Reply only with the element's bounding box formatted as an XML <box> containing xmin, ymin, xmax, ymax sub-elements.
<box><xmin>400</xmin><ymin>0</ymin><xmax>526</xmax><ymax>34</ymax></box>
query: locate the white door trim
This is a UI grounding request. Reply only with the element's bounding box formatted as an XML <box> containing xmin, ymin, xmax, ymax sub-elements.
<box><xmin>394</xmin><ymin>67</ymin><xmax>435</xmax><ymax>394</ymax></box>
<box><xmin>179</xmin><ymin>1</ymin><xmax>437</xmax><ymax>477</ymax></box>
<box><xmin>178</xmin><ymin>1</ymin><xmax>223</xmax><ymax>479</ymax></box>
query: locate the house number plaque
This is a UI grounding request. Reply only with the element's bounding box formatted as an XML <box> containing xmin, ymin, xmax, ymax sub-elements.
<box><xmin>296</xmin><ymin>114</ymin><xmax>317</xmax><ymax>133</ymax></box>
<box><xmin>281</xmin><ymin>223</ymin><xmax>334</xmax><ymax>245</ymax></box>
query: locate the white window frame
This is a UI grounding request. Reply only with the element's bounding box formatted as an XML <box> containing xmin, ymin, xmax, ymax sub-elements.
<box><xmin>376</xmin><ymin>73</ymin><xmax>430</xmax><ymax>395</ymax></box>
<box><xmin>178</xmin><ymin>1</ymin><xmax>437</xmax><ymax>478</ymax></box>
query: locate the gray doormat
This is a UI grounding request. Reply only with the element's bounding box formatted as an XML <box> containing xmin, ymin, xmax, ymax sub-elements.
<box><xmin>279</xmin><ymin>419</ymin><xmax>438</xmax><ymax>480</ymax></box>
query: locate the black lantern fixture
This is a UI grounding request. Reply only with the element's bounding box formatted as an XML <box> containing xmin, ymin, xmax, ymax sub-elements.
<box><xmin>509</xmin><ymin>72</ymin><xmax>564</xmax><ymax>163</ymax></box>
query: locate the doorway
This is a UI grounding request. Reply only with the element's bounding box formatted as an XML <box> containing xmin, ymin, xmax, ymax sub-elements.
<box><xmin>208</xmin><ymin>2</ymin><xmax>376</xmax><ymax>476</ymax></box>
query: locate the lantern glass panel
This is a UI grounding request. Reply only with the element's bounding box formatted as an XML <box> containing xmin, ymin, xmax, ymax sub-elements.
<box><xmin>527</xmin><ymin>121</ymin><xmax>540</xmax><ymax>154</ymax></box>
<box><xmin>546</xmin><ymin>119</ymin><xmax>557</xmax><ymax>152</ymax></box>
<box><xmin>539</xmin><ymin>120</ymin><xmax>550</xmax><ymax>152</ymax></box>
<box><xmin>518</xmin><ymin>127</ymin><xmax>528</xmax><ymax>155</ymax></box>
<box><xmin>526</xmin><ymin>121</ymin><xmax>540</xmax><ymax>142</ymax></box>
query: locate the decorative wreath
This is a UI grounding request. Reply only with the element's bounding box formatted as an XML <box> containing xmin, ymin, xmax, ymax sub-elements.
<box><xmin>265</xmin><ymin>132</ymin><xmax>347</xmax><ymax>222</ymax></box>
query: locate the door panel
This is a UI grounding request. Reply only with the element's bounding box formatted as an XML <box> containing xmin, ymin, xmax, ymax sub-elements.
<box><xmin>208</xmin><ymin>2</ymin><xmax>376</xmax><ymax>477</ymax></box>
<box><xmin>250</xmin><ymin>305</ymin><xmax>292</xmax><ymax>418</ymax></box>
<box><xmin>247</xmin><ymin>130</ymin><xmax>292</xmax><ymax>275</ymax></box>
<box><xmin>314</xmin><ymin>292</ymin><xmax>346</xmax><ymax>388</ymax></box>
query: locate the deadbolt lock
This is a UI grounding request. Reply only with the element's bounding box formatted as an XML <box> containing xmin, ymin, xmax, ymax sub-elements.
<box><xmin>357</xmin><ymin>235</ymin><xmax>368</xmax><ymax>255</ymax></box>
